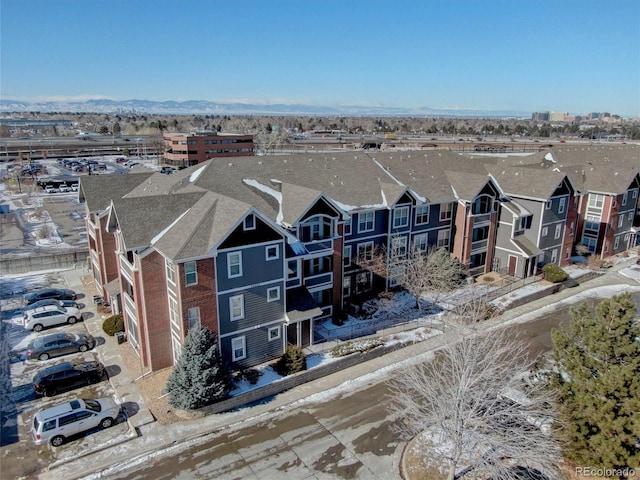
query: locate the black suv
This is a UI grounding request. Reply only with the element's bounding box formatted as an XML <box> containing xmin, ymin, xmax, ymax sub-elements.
<box><xmin>24</xmin><ymin>288</ymin><xmax>77</xmax><ymax>305</ymax></box>
<box><xmin>33</xmin><ymin>361</ymin><xmax>106</xmax><ymax>396</ymax></box>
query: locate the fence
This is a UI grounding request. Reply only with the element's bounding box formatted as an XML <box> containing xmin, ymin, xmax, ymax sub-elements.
<box><xmin>0</xmin><ymin>250</ymin><xmax>89</xmax><ymax>274</ymax></box>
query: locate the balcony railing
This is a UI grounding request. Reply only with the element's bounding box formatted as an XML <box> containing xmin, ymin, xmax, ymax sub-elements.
<box><xmin>119</xmin><ymin>255</ymin><xmax>134</xmax><ymax>283</ymax></box>
<box><xmin>472</xmin><ymin>213</ymin><xmax>492</xmax><ymax>224</ymax></box>
<box><xmin>303</xmin><ymin>238</ymin><xmax>334</xmax><ymax>254</ymax></box>
<box><xmin>123</xmin><ymin>291</ymin><xmax>137</xmax><ymax>317</ymax></box>
<box><xmin>304</xmin><ymin>272</ymin><xmax>333</xmax><ymax>288</ymax></box>
<box><xmin>471</xmin><ymin>239</ymin><xmax>488</xmax><ymax>251</ymax></box>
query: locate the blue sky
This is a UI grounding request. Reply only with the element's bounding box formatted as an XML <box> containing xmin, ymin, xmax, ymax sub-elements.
<box><xmin>1</xmin><ymin>0</ymin><xmax>639</xmax><ymax>116</ymax></box>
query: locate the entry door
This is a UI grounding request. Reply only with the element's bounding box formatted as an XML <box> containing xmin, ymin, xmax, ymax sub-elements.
<box><xmin>507</xmin><ymin>255</ymin><xmax>517</xmax><ymax>276</ymax></box>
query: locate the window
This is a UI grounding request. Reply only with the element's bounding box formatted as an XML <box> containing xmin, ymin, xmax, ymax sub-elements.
<box><xmin>559</xmin><ymin>197</ymin><xmax>565</xmax><ymax>214</ymax></box>
<box><xmin>344</xmin><ymin>217</ymin><xmax>352</xmax><ymax>235</ymax></box>
<box><xmin>542</xmin><ymin>226</ymin><xmax>548</xmax><ymax>237</ymax></box>
<box><xmin>550</xmin><ymin>249</ymin><xmax>558</xmax><ymax>263</ymax></box>
<box><xmin>622</xmin><ymin>192</ymin><xmax>628</xmax><ymax>206</ymax></box>
<box><xmin>565</xmin><ymin>247</ymin><xmax>571</xmax><ymax>260</ymax></box>
<box><xmin>415</xmin><ymin>205</ymin><xmax>429</xmax><ymax>225</ymax></box>
<box><xmin>227</xmin><ymin>252</ymin><xmax>242</xmax><ymax>278</ymax></box>
<box><xmin>554</xmin><ymin>224</ymin><xmax>562</xmax><ymax>239</ymax></box>
<box><xmin>440</xmin><ymin>203</ymin><xmax>453</xmax><ymax>221</ymax></box>
<box><xmin>172</xmin><ymin>336</ymin><xmax>182</xmax><ymax>364</ymax></box>
<box><xmin>166</xmin><ymin>259</ymin><xmax>176</xmax><ymax>284</ymax></box>
<box><xmin>287</xmin><ymin>259</ymin><xmax>299</xmax><ymax>279</ymax></box>
<box><xmin>583</xmin><ymin>236</ymin><xmax>597</xmax><ymax>252</ymax></box>
<box><xmin>437</xmin><ymin>229</ymin><xmax>450</xmax><ymax>249</ymax></box>
<box><xmin>391</xmin><ymin>236</ymin><xmax>407</xmax><ymax>257</ymax></box>
<box><xmin>231</xmin><ymin>336</ymin><xmax>246</xmax><ymax>361</ymax></box>
<box><xmin>343</xmin><ymin>276</ymin><xmax>351</xmax><ymax>297</ymax></box>
<box><xmin>628</xmin><ymin>212</ymin><xmax>634</xmax><ymax>222</ymax></box>
<box><xmin>570</xmin><ymin>221</ymin><xmax>575</xmax><ymax>235</ymax></box>
<box><xmin>358</xmin><ymin>211</ymin><xmax>374</xmax><ymax>232</ymax></box>
<box><xmin>614</xmin><ymin>236</ymin><xmax>620</xmax><ymax>250</ymax></box>
<box><xmin>244</xmin><ymin>214</ymin><xmax>255</xmax><ymax>230</ymax></box>
<box><xmin>393</xmin><ymin>206</ymin><xmax>409</xmax><ymax>228</ymax></box>
<box><xmin>357</xmin><ymin>242</ymin><xmax>374</xmax><ymax>262</ymax></box>
<box><xmin>187</xmin><ymin>307</ymin><xmax>200</xmax><ymax>329</ymax></box>
<box><xmin>344</xmin><ymin>245</ymin><xmax>352</xmax><ymax>266</ymax></box>
<box><xmin>169</xmin><ymin>296</ymin><xmax>179</xmax><ymax>327</ymax></box>
<box><xmin>389</xmin><ymin>265</ymin><xmax>406</xmax><ymax>287</ymax></box>
<box><xmin>356</xmin><ymin>272</ymin><xmax>372</xmax><ymax>294</ymax></box>
<box><xmin>633</xmin><ymin>190</ymin><xmax>638</xmax><ymax>199</ymax></box>
<box><xmin>588</xmin><ymin>194</ymin><xmax>604</xmax><ymax>209</ymax></box>
<box><xmin>585</xmin><ymin>215</ymin><xmax>600</xmax><ymax>232</ymax></box>
<box><xmin>413</xmin><ymin>233</ymin><xmax>427</xmax><ymax>253</ymax></box>
<box><xmin>618</xmin><ymin>215</ymin><xmax>624</xmax><ymax>228</ymax></box>
<box><xmin>266</xmin><ymin>245</ymin><xmax>279</xmax><ymax>260</ymax></box>
<box><xmin>545</xmin><ymin>200</ymin><xmax>552</xmax><ymax>210</ymax></box>
<box><xmin>184</xmin><ymin>261</ymin><xmax>197</xmax><ymax>286</ymax></box>
<box><xmin>267</xmin><ymin>286</ymin><xmax>280</xmax><ymax>302</ymax></box>
<box><xmin>229</xmin><ymin>295</ymin><xmax>244</xmax><ymax>321</ymax></box>
<box><xmin>268</xmin><ymin>326</ymin><xmax>280</xmax><ymax>341</ymax></box>
<box><xmin>472</xmin><ymin>195</ymin><xmax>493</xmax><ymax>215</ymax></box>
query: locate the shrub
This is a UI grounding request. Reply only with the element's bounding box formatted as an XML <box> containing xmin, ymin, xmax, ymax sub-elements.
<box><xmin>234</xmin><ymin>368</ymin><xmax>261</xmax><ymax>385</ymax></box>
<box><xmin>275</xmin><ymin>345</ymin><xmax>307</xmax><ymax>376</ymax></box>
<box><xmin>102</xmin><ymin>314</ymin><xmax>124</xmax><ymax>336</ymax></box>
<box><xmin>330</xmin><ymin>338</ymin><xmax>384</xmax><ymax>357</ymax></box>
<box><xmin>542</xmin><ymin>264</ymin><xmax>569</xmax><ymax>283</ymax></box>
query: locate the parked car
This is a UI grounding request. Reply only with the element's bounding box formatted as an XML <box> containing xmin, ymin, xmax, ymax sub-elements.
<box><xmin>33</xmin><ymin>360</ymin><xmax>106</xmax><ymax>396</ymax></box>
<box><xmin>26</xmin><ymin>332</ymin><xmax>96</xmax><ymax>361</ymax></box>
<box><xmin>24</xmin><ymin>288</ymin><xmax>77</xmax><ymax>305</ymax></box>
<box><xmin>44</xmin><ymin>186</ymin><xmax>59</xmax><ymax>194</ymax></box>
<box><xmin>59</xmin><ymin>184</ymin><xmax>72</xmax><ymax>193</ymax></box>
<box><xmin>24</xmin><ymin>298</ymin><xmax>79</xmax><ymax>310</ymax></box>
<box><xmin>71</xmin><ymin>184</ymin><xmax>79</xmax><ymax>192</ymax></box>
<box><xmin>160</xmin><ymin>166</ymin><xmax>175</xmax><ymax>174</ymax></box>
<box><xmin>23</xmin><ymin>304</ymin><xmax>82</xmax><ymax>332</ymax></box>
<box><xmin>31</xmin><ymin>397</ymin><xmax>119</xmax><ymax>447</ymax></box>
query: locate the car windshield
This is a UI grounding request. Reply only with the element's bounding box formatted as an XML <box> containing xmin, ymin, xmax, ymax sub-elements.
<box><xmin>83</xmin><ymin>399</ymin><xmax>102</xmax><ymax>412</ymax></box>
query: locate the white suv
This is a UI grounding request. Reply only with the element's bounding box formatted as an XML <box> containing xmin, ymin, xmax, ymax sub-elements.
<box><xmin>23</xmin><ymin>304</ymin><xmax>82</xmax><ymax>332</ymax></box>
<box><xmin>31</xmin><ymin>397</ymin><xmax>120</xmax><ymax>447</ymax></box>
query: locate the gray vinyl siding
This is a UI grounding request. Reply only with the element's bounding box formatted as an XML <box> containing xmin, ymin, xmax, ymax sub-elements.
<box><xmin>218</xmin><ymin>284</ymin><xmax>285</xmax><ymax>336</ymax></box>
<box><xmin>220</xmin><ymin>326</ymin><xmax>285</xmax><ymax>369</ymax></box>
<box><xmin>216</xmin><ymin>241</ymin><xmax>284</xmax><ymax>292</ymax></box>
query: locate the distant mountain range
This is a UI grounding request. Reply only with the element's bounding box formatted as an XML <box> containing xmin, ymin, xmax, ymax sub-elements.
<box><xmin>0</xmin><ymin>98</ymin><xmax>531</xmax><ymax>118</ymax></box>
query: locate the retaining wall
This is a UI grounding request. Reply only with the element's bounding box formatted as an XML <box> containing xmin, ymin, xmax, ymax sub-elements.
<box><xmin>0</xmin><ymin>250</ymin><xmax>89</xmax><ymax>274</ymax></box>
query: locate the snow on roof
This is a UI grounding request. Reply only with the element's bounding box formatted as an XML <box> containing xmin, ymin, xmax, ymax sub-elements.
<box><xmin>372</xmin><ymin>159</ymin><xmax>405</xmax><ymax>186</ymax></box>
<box><xmin>243</xmin><ymin>178</ymin><xmax>283</xmax><ymax>223</ymax></box>
<box><xmin>544</xmin><ymin>152</ymin><xmax>556</xmax><ymax>163</ymax></box>
<box><xmin>150</xmin><ymin>208</ymin><xmax>191</xmax><ymax>245</ymax></box>
<box><xmin>189</xmin><ymin>165</ymin><xmax>207</xmax><ymax>183</ymax></box>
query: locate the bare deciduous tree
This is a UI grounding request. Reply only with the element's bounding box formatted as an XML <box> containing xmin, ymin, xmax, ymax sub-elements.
<box><xmin>387</xmin><ymin>329</ymin><xmax>560</xmax><ymax>480</ymax></box>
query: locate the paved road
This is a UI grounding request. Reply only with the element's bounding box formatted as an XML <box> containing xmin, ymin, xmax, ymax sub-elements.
<box><xmin>101</xmin><ymin>306</ymin><xmax>581</xmax><ymax>480</ymax></box>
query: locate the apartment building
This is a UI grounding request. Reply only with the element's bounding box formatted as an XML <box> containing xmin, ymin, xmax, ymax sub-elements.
<box><xmin>79</xmin><ymin>146</ymin><xmax>640</xmax><ymax>372</ymax></box>
<box><xmin>163</xmin><ymin>131</ymin><xmax>254</xmax><ymax>167</ymax></box>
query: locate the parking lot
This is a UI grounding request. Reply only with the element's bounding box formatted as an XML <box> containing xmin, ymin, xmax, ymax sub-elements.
<box><xmin>0</xmin><ymin>270</ymin><xmax>135</xmax><ymax>479</ymax></box>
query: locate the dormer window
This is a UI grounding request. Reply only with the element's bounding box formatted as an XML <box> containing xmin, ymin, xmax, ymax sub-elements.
<box><xmin>472</xmin><ymin>195</ymin><xmax>493</xmax><ymax>215</ymax></box>
<box><xmin>244</xmin><ymin>214</ymin><xmax>255</xmax><ymax>231</ymax></box>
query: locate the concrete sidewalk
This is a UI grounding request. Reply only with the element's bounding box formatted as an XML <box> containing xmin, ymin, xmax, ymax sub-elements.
<box><xmin>40</xmin><ymin>259</ymin><xmax>640</xmax><ymax>480</ymax></box>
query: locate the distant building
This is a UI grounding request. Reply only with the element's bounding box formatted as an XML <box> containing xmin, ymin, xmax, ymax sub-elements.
<box><xmin>532</xmin><ymin>111</ymin><xmax>550</xmax><ymax>122</ymax></box>
<box><xmin>549</xmin><ymin>112</ymin><xmax>569</xmax><ymax>122</ymax></box>
<box><xmin>163</xmin><ymin>131</ymin><xmax>254</xmax><ymax>167</ymax></box>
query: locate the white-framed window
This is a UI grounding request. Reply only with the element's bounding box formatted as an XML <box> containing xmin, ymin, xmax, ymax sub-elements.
<box><xmin>231</xmin><ymin>336</ymin><xmax>246</xmax><ymax>361</ymax></box>
<box><xmin>166</xmin><ymin>259</ymin><xmax>176</xmax><ymax>285</ymax></box>
<box><xmin>287</xmin><ymin>259</ymin><xmax>299</xmax><ymax>279</ymax></box>
<box><xmin>559</xmin><ymin>197</ymin><xmax>566</xmax><ymax>214</ymax></box>
<box><xmin>357</xmin><ymin>241</ymin><xmax>374</xmax><ymax>262</ymax></box>
<box><xmin>437</xmin><ymin>229</ymin><xmax>450</xmax><ymax>248</ymax></box>
<box><xmin>358</xmin><ymin>211</ymin><xmax>375</xmax><ymax>233</ymax></box>
<box><xmin>389</xmin><ymin>265</ymin><xmax>406</xmax><ymax>287</ymax></box>
<box><xmin>622</xmin><ymin>192</ymin><xmax>628</xmax><ymax>206</ymax></box>
<box><xmin>542</xmin><ymin>226</ymin><xmax>549</xmax><ymax>237</ymax></box>
<box><xmin>343</xmin><ymin>276</ymin><xmax>351</xmax><ymax>297</ymax></box>
<box><xmin>550</xmin><ymin>249</ymin><xmax>558</xmax><ymax>263</ymax></box>
<box><xmin>440</xmin><ymin>203</ymin><xmax>453</xmax><ymax>221</ymax></box>
<box><xmin>169</xmin><ymin>296</ymin><xmax>179</xmax><ymax>327</ymax></box>
<box><xmin>171</xmin><ymin>336</ymin><xmax>182</xmax><ymax>364</ymax></box>
<box><xmin>585</xmin><ymin>215</ymin><xmax>600</xmax><ymax>232</ymax></box>
<box><xmin>413</xmin><ymin>233</ymin><xmax>427</xmax><ymax>253</ymax></box>
<box><xmin>227</xmin><ymin>251</ymin><xmax>242</xmax><ymax>278</ymax></box>
<box><xmin>344</xmin><ymin>217</ymin><xmax>352</xmax><ymax>236</ymax></box>
<box><xmin>633</xmin><ymin>190</ymin><xmax>638</xmax><ymax>199</ymax></box>
<box><xmin>393</xmin><ymin>206</ymin><xmax>409</xmax><ymax>228</ymax></box>
<box><xmin>545</xmin><ymin>200</ymin><xmax>552</xmax><ymax>210</ymax></box>
<box><xmin>344</xmin><ymin>245</ymin><xmax>352</xmax><ymax>267</ymax></box>
<box><xmin>268</xmin><ymin>326</ymin><xmax>280</xmax><ymax>342</ymax></box>
<box><xmin>588</xmin><ymin>194</ymin><xmax>604</xmax><ymax>209</ymax></box>
<box><xmin>266</xmin><ymin>245</ymin><xmax>279</xmax><ymax>260</ymax></box>
<box><xmin>614</xmin><ymin>236</ymin><xmax>620</xmax><ymax>250</ymax></box>
<box><xmin>184</xmin><ymin>261</ymin><xmax>197</xmax><ymax>286</ymax></box>
<box><xmin>415</xmin><ymin>205</ymin><xmax>429</xmax><ymax>225</ymax></box>
<box><xmin>229</xmin><ymin>294</ymin><xmax>244</xmax><ymax>321</ymax></box>
<box><xmin>267</xmin><ymin>286</ymin><xmax>280</xmax><ymax>302</ymax></box>
<box><xmin>187</xmin><ymin>307</ymin><xmax>200</xmax><ymax>329</ymax></box>
<box><xmin>618</xmin><ymin>215</ymin><xmax>624</xmax><ymax>228</ymax></box>
<box><xmin>391</xmin><ymin>236</ymin><xmax>407</xmax><ymax>257</ymax></box>
<box><xmin>244</xmin><ymin>214</ymin><xmax>255</xmax><ymax>230</ymax></box>
<box><xmin>356</xmin><ymin>272</ymin><xmax>372</xmax><ymax>294</ymax></box>
<box><xmin>554</xmin><ymin>224</ymin><xmax>562</xmax><ymax>239</ymax></box>
<box><xmin>628</xmin><ymin>212</ymin><xmax>634</xmax><ymax>221</ymax></box>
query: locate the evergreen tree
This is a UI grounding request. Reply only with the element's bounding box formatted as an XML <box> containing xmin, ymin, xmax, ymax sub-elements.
<box><xmin>165</xmin><ymin>326</ymin><xmax>231</xmax><ymax>410</ymax></box>
<box><xmin>551</xmin><ymin>293</ymin><xmax>640</xmax><ymax>468</ymax></box>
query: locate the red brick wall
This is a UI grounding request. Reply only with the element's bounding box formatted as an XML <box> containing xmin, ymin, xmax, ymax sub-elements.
<box><xmin>138</xmin><ymin>251</ymin><xmax>173</xmax><ymax>370</ymax></box>
<box><xmin>452</xmin><ymin>203</ymin><xmax>470</xmax><ymax>265</ymax></box>
<box><xmin>98</xmin><ymin>216</ymin><xmax>119</xmax><ymax>297</ymax></box>
<box><xmin>561</xmin><ymin>195</ymin><xmax>579</xmax><ymax>266</ymax></box>
<box><xmin>177</xmin><ymin>258</ymin><xmax>219</xmax><ymax>339</ymax></box>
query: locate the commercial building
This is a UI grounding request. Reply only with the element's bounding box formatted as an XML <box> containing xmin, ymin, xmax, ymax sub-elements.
<box><xmin>162</xmin><ymin>131</ymin><xmax>254</xmax><ymax>167</ymax></box>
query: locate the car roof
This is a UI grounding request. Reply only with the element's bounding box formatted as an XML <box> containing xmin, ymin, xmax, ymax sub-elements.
<box><xmin>32</xmin><ymin>332</ymin><xmax>76</xmax><ymax>344</ymax></box>
<box><xmin>36</xmin><ymin>399</ymin><xmax>84</xmax><ymax>420</ymax></box>
<box><xmin>35</xmin><ymin>361</ymin><xmax>77</xmax><ymax>376</ymax></box>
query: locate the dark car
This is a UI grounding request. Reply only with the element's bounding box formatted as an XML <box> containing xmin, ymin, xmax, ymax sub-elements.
<box><xmin>33</xmin><ymin>360</ymin><xmax>106</xmax><ymax>396</ymax></box>
<box><xmin>24</xmin><ymin>298</ymin><xmax>80</xmax><ymax>311</ymax></box>
<box><xmin>24</xmin><ymin>288</ymin><xmax>77</xmax><ymax>305</ymax></box>
<box><xmin>26</xmin><ymin>332</ymin><xmax>96</xmax><ymax>361</ymax></box>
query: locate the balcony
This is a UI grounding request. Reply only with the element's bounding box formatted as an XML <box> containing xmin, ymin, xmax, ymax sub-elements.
<box><xmin>304</xmin><ymin>272</ymin><xmax>333</xmax><ymax>289</ymax></box>
<box><xmin>471</xmin><ymin>239</ymin><xmax>488</xmax><ymax>252</ymax></box>
<box><xmin>123</xmin><ymin>291</ymin><xmax>137</xmax><ymax>318</ymax></box>
<box><xmin>119</xmin><ymin>255</ymin><xmax>134</xmax><ymax>283</ymax></box>
<box><xmin>304</xmin><ymin>238</ymin><xmax>334</xmax><ymax>254</ymax></box>
<box><xmin>472</xmin><ymin>213</ymin><xmax>492</xmax><ymax>224</ymax></box>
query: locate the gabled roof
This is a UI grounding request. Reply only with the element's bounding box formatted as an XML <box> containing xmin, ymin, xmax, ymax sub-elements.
<box><xmin>79</xmin><ymin>172</ymin><xmax>153</xmax><ymax>213</ymax></box>
<box><xmin>485</xmin><ymin>165</ymin><xmax>572</xmax><ymax>201</ymax></box>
